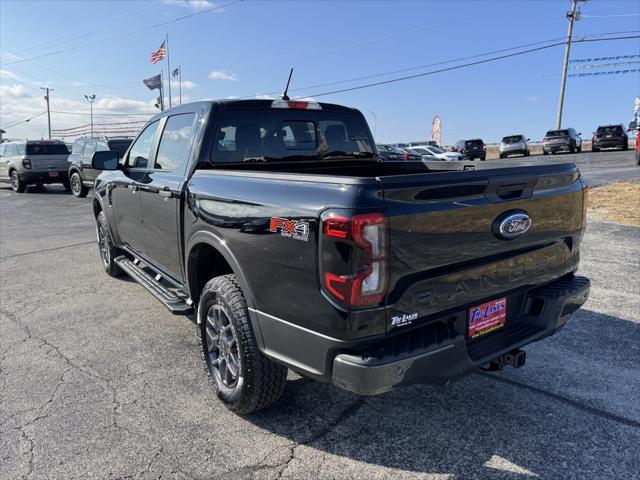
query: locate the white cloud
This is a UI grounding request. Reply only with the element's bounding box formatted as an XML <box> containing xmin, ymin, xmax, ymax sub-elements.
<box><xmin>0</xmin><ymin>84</ymin><xmax>31</xmax><ymax>99</ymax></box>
<box><xmin>161</xmin><ymin>0</ymin><xmax>216</xmax><ymax>11</ymax></box>
<box><xmin>208</xmin><ymin>70</ymin><xmax>237</xmax><ymax>81</ymax></box>
<box><xmin>170</xmin><ymin>79</ymin><xmax>197</xmax><ymax>89</ymax></box>
<box><xmin>525</xmin><ymin>95</ymin><xmax>543</xmax><ymax>103</ymax></box>
<box><xmin>0</xmin><ymin>93</ymin><xmax>156</xmax><ymax>140</ymax></box>
<box><xmin>254</xmin><ymin>94</ymin><xmax>274</xmax><ymax>100</ymax></box>
<box><xmin>0</xmin><ymin>70</ymin><xmax>19</xmax><ymax>80</ymax></box>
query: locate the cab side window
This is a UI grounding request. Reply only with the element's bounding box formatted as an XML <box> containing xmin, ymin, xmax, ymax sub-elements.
<box><xmin>83</xmin><ymin>142</ymin><xmax>97</xmax><ymax>158</ymax></box>
<box><xmin>71</xmin><ymin>141</ymin><xmax>84</xmax><ymax>155</ymax></box>
<box><xmin>0</xmin><ymin>144</ymin><xmax>5</xmax><ymax>157</ymax></box>
<box><xmin>154</xmin><ymin>113</ymin><xmax>196</xmax><ymax>173</ymax></box>
<box><xmin>127</xmin><ymin>120</ymin><xmax>161</xmax><ymax>169</ymax></box>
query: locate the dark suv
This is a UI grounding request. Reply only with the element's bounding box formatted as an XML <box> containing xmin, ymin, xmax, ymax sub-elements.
<box><xmin>67</xmin><ymin>136</ymin><xmax>133</xmax><ymax>197</ymax></box>
<box><xmin>542</xmin><ymin>128</ymin><xmax>582</xmax><ymax>155</ymax></box>
<box><xmin>591</xmin><ymin>124</ymin><xmax>628</xmax><ymax>152</ymax></box>
<box><xmin>455</xmin><ymin>139</ymin><xmax>486</xmax><ymax>160</ymax></box>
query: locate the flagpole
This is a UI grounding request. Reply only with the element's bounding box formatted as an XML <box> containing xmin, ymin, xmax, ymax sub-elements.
<box><xmin>179</xmin><ymin>65</ymin><xmax>182</xmax><ymax>105</ymax></box>
<box><xmin>166</xmin><ymin>33</ymin><xmax>172</xmax><ymax>109</ymax></box>
<box><xmin>160</xmin><ymin>71</ymin><xmax>165</xmax><ymax>111</ymax></box>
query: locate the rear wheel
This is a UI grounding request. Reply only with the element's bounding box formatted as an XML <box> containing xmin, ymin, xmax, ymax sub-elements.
<box><xmin>70</xmin><ymin>172</ymin><xmax>88</xmax><ymax>198</ymax></box>
<box><xmin>198</xmin><ymin>274</ymin><xmax>287</xmax><ymax>415</ymax></box>
<box><xmin>622</xmin><ymin>141</ymin><xmax>628</xmax><ymax>151</ymax></box>
<box><xmin>10</xmin><ymin>171</ymin><xmax>25</xmax><ymax>193</ymax></box>
<box><xmin>592</xmin><ymin>145</ymin><xmax>599</xmax><ymax>152</ymax></box>
<box><xmin>96</xmin><ymin>211</ymin><xmax>124</xmax><ymax>277</ymax></box>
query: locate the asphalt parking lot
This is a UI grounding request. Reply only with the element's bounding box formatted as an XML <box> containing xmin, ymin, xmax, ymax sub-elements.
<box><xmin>1</xmin><ymin>151</ymin><xmax>639</xmax><ymax>480</ymax></box>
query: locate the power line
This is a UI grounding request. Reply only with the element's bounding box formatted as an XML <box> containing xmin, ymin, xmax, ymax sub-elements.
<box><xmin>2</xmin><ymin>111</ymin><xmax>47</xmax><ymax>129</ymax></box>
<box><xmin>13</xmin><ymin>4</ymin><xmax>157</xmax><ymax>57</ymax></box>
<box><xmin>51</xmin><ymin>110</ymin><xmax>155</xmax><ymax>117</ymax></box>
<box><xmin>243</xmin><ymin>30</ymin><xmax>640</xmax><ymax>99</ymax></box>
<box><xmin>295</xmin><ymin>35</ymin><xmax>640</xmax><ymax>99</ymax></box>
<box><xmin>2</xmin><ymin>0</ymin><xmax>243</xmax><ymax>66</ymax></box>
<box><xmin>583</xmin><ymin>13</ymin><xmax>640</xmax><ymax>18</ymax></box>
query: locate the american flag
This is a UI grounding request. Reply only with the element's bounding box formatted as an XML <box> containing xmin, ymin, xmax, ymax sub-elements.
<box><xmin>150</xmin><ymin>41</ymin><xmax>166</xmax><ymax>64</ymax></box>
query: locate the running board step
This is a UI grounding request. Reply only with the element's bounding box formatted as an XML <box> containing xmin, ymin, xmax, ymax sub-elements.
<box><xmin>115</xmin><ymin>256</ymin><xmax>193</xmax><ymax>314</ymax></box>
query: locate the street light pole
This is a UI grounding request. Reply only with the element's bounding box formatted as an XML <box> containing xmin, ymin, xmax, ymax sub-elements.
<box><xmin>84</xmin><ymin>94</ymin><xmax>96</xmax><ymax>137</ymax></box>
<box><xmin>556</xmin><ymin>0</ymin><xmax>586</xmax><ymax>130</ymax></box>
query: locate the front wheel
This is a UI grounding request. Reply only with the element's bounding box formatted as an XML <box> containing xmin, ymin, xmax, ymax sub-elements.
<box><xmin>70</xmin><ymin>172</ymin><xmax>88</xmax><ymax>198</ymax></box>
<box><xmin>577</xmin><ymin>144</ymin><xmax>582</xmax><ymax>153</ymax></box>
<box><xmin>96</xmin><ymin>211</ymin><xmax>124</xmax><ymax>277</ymax></box>
<box><xmin>198</xmin><ymin>274</ymin><xmax>287</xmax><ymax>415</ymax></box>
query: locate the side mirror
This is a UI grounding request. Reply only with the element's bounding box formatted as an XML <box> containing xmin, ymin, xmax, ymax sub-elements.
<box><xmin>92</xmin><ymin>150</ymin><xmax>120</xmax><ymax>170</ymax></box>
<box><xmin>578</xmin><ymin>132</ymin><xmax>582</xmax><ymax>136</ymax></box>
<box><xmin>527</xmin><ymin>138</ymin><xmax>531</xmax><ymax>141</ymax></box>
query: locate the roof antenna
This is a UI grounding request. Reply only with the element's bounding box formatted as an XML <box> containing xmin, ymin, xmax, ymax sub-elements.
<box><xmin>281</xmin><ymin>68</ymin><xmax>293</xmax><ymax>101</ymax></box>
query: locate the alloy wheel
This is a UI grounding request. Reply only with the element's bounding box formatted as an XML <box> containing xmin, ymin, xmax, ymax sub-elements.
<box><xmin>205</xmin><ymin>303</ymin><xmax>240</xmax><ymax>388</ymax></box>
<box><xmin>71</xmin><ymin>174</ymin><xmax>81</xmax><ymax>196</ymax></box>
<box><xmin>97</xmin><ymin>219</ymin><xmax>111</xmax><ymax>266</ymax></box>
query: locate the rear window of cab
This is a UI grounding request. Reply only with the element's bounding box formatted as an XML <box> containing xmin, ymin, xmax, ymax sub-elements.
<box><xmin>211</xmin><ymin>108</ymin><xmax>373</xmax><ymax>163</ymax></box>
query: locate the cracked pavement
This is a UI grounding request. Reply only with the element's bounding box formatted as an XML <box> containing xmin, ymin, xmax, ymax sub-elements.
<box><xmin>1</xmin><ymin>156</ymin><xmax>639</xmax><ymax>479</ymax></box>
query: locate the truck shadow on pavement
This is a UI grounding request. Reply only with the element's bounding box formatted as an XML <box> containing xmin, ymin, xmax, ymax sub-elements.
<box><xmin>245</xmin><ymin>309</ymin><xmax>640</xmax><ymax>479</ymax></box>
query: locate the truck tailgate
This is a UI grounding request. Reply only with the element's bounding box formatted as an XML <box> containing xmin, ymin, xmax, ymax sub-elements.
<box><xmin>379</xmin><ymin>163</ymin><xmax>586</xmax><ymax>328</ymax></box>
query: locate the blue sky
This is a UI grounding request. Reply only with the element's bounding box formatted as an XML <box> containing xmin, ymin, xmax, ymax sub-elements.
<box><xmin>1</xmin><ymin>0</ymin><xmax>639</xmax><ymax>144</ymax></box>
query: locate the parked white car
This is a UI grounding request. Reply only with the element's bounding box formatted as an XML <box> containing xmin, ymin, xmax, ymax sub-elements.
<box><xmin>410</xmin><ymin>145</ymin><xmax>464</xmax><ymax>161</ymax></box>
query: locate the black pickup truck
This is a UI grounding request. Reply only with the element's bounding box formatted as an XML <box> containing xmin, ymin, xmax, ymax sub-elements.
<box><xmin>91</xmin><ymin>99</ymin><xmax>590</xmax><ymax>414</ymax></box>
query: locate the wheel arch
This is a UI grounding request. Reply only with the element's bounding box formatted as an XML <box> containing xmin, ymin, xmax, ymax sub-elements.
<box><xmin>185</xmin><ymin>230</ymin><xmax>256</xmax><ymax>311</ymax></box>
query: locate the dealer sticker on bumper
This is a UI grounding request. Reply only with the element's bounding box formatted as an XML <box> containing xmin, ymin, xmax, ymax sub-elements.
<box><xmin>468</xmin><ymin>297</ymin><xmax>507</xmax><ymax>339</ymax></box>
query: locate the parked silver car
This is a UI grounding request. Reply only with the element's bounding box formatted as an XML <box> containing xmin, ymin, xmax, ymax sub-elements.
<box><xmin>0</xmin><ymin>140</ymin><xmax>70</xmax><ymax>192</ymax></box>
<box><xmin>499</xmin><ymin>134</ymin><xmax>530</xmax><ymax>158</ymax></box>
<box><xmin>410</xmin><ymin>144</ymin><xmax>463</xmax><ymax>161</ymax></box>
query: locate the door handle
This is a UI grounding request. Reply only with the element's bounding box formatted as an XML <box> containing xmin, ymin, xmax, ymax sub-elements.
<box><xmin>159</xmin><ymin>190</ymin><xmax>174</xmax><ymax>198</ymax></box>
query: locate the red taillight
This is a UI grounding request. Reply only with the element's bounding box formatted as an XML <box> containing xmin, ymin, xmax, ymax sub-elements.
<box><xmin>320</xmin><ymin>211</ymin><xmax>388</xmax><ymax>307</ymax></box>
<box><xmin>22</xmin><ymin>157</ymin><xmax>32</xmax><ymax>169</ymax></box>
<box><xmin>403</xmin><ymin>151</ymin><xmax>409</xmax><ymax>161</ymax></box>
<box><xmin>323</xmin><ymin>216</ymin><xmax>350</xmax><ymax>239</ymax></box>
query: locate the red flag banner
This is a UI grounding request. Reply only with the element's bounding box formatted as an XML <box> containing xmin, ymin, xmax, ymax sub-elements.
<box><xmin>151</xmin><ymin>41</ymin><xmax>166</xmax><ymax>64</ymax></box>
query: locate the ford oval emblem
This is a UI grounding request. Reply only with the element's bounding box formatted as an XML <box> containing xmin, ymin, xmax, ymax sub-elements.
<box><xmin>493</xmin><ymin>211</ymin><xmax>532</xmax><ymax>240</ymax></box>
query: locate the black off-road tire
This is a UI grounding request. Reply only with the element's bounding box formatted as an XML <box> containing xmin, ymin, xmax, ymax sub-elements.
<box><xmin>70</xmin><ymin>171</ymin><xmax>88</xmax><ymax>198</ymax></box>
<box><xmin>577</xmin><ymin>144</ymin><xmax>582</xmax><ymax>153</ymax></box>
<box><xmin>592</xmin><ymin>146</ymin><xmax>599</xmax><ymax>152</ymax></box>
<box><xmin>96</xmin><ymin>211</ymin><xmax>124</xmax><ymax>277</ymax></box>
<box><xmin>198</xmin><ymin>274</ymin><xmax>287</xmax><ymax>415</ymax></box>
<box><xmin>622</xmin><ymin>142</ymin><xmax>628</xmax><ymax>151</ymax></box>
<box><xmin>10</xmin><ymin>170</ymin><xmax>26</xmax><ymax>193</ymax></box>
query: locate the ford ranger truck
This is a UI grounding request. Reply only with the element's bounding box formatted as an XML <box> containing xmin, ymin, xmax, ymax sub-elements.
<box><xmin>90</xmin><ymin>99</ymin><xmax>590</xmax><ymax>414</ymax></box>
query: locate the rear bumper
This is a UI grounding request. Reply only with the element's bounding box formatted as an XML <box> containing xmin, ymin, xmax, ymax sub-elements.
<box><xmin>19</xmin><ymin>170</ymin><xmax>68</xmax><ymax>184</ymax></box>
<box><xmin>592</xmin><ymin>139</ymin><xmax>625</xmax><ymax>149</ymax></box>
<box><xmin>332</xmin><ymin>275</ymin><xmax>589</xmax><ymax>395</ymax></box>
<box><xmin>544</xmin><ymin>142</ymin><xmax>571</xmax><ymax>152</ymax></box>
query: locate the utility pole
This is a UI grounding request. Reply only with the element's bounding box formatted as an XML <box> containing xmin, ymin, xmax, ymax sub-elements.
<box><xmin>556</xmin><ymin>0</ymin><xmax>586</xmax><ymax>129</ymax></box>
<box><xmin>40</xmin><ymin>87</ymin><xmax>53</xmax><ymax>139</ymax></box>
<box><xmin>84</xmin><ymin>94</ymin><xmax>96</xmax><ymax>137</ymax></box>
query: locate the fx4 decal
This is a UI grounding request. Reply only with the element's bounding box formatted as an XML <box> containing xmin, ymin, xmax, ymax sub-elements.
<box><xmin>269</xmin><ymin>217</ymin><xmax>310</xmax><ymax>242</ymax></box>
